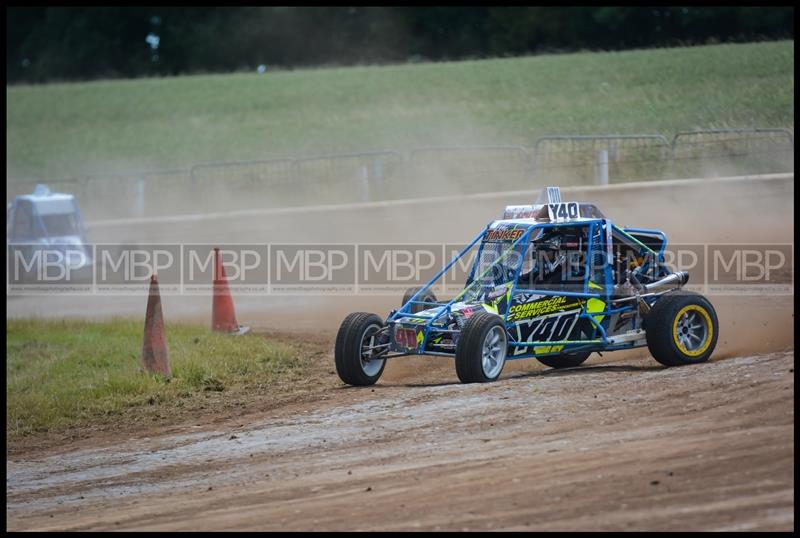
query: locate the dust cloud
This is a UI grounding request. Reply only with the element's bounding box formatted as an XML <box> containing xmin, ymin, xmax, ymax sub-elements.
<box><xmin>7</xmin><ymin>172</ymin><xmax>794</xmax><ymax>380</ymax></box>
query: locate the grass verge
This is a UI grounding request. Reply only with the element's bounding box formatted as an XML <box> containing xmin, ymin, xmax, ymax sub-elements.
<box><xmin>6</xmin><ymin>318</ymin><xmax>333</xmax><ymax>453</ymax></box>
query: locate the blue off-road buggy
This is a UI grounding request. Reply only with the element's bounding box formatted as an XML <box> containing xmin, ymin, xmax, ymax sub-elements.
<box><xmin>335</xmin><ymin>187</ymin><xmax>719</xmax><ymax>385</ymax></box>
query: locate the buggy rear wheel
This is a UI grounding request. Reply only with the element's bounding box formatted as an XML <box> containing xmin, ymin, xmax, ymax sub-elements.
<box><xmin>455</xmin><ymin>311</ymin><xmax>508</xmax><ymax>383</ymax></box>
<box><xmin>536</xmin><ymin>351</ymin><xmax>591</xmax><ymax>369</ymax></box>
<box><xmin>335</xmin><ymin>313</ymin><xmax>387</xmax><ymax>386</ymax></box>
<box><xmin>536</xmin><ymin>319</ymin><xmax>593</xmax><ymax>368</ymax></box>
<box><xmin>401</xmin><ymin>287</ymin><xmax>438</xmax><ymax>314</ymax></box>
<box><xmin>645</xmin><ymin>291</ymin><xmax>718</xmax><ymax>367</ymax></box>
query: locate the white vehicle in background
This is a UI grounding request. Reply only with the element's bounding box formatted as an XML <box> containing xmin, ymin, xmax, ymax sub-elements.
<box><xmin>7</xmin><ymin>184</ymin><xmax>94</xmax><ymax>283</ymax></box>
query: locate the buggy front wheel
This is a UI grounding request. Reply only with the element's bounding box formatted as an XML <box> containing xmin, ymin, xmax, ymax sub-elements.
<box><xmin>335</xmin><ymin>313</ymin><xmax>388</xmax><ymax>386</ymax></box>
<box><xmin>455</xmin><ymin>311</ymin><xmax>508</xmax><ymax>383</ymax></box>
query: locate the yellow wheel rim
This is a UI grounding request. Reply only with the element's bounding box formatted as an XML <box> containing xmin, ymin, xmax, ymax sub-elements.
<box><xmin>672</xmin><ymin>305</ymin><xmax>713</xmax><ymax>357</ymax></box>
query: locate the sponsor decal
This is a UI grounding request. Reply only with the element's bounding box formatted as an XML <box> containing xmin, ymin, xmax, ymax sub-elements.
<box><xmin>511</xmin><ymin>309</ymin><xmax>581</xmax><ymax>355</ymax></box>
<box><xmin>395</xmin><ymin>327</ymin><xmax>419</xmax><ymax>350</ymax></box>
<box><xmin>507</xmin><ymin>295</ymin><xmax>579</xmax><ymax>322</ymax></box>
<box><xmin>503</xmin><ymin>205</ymin><xmax>543</xmax><ymax>219</ymax></box>
<box><xmin>484</xmin><ymin>227</ymin><xmax>525</xmax><ymax>243</ymax></box>
<box><xmin>512</xmin><ymin>292</ymin><xmax>545</xmax><ymax>304</ymax></box>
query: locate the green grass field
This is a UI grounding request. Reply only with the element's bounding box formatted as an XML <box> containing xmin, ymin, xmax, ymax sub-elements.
<box><xmin>6</xmin><ymin>319</ymin><xmax>329</xmax><ymax>449</ymax></box>
<box><xmin>6</xmin><ymin>40</ymin><xmax>793</xmax><ymax>181</ymax></box>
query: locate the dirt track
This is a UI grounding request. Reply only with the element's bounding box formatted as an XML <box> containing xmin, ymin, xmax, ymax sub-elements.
<box><xmin>7</xmin><ymin>350</ymin><xmax>794</xmax><ymax>531</ymax></box>
<box><xmin>6</xmin><ymin>175</ymin><xmax>795</xmax><ymax>530</ymax></box>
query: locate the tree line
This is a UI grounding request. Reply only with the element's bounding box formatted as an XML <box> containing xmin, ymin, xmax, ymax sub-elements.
<box><xmin>7</xmin><ymin>6</ymin><xmax>794</xmax><ymax>83</ymax></box>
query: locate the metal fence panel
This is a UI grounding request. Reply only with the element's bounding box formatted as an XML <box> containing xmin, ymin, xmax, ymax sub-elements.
<box><xmin>405</xmin><ymin>146</ymin><xmax>532</xmax><ymax>197</ymax></box>
<box><xmin>294</xmin><ymin>151</ymin><xmax>405</xmax><ymax>203</ymax></box>
<box><xmin>6</xmin><ymin>128</ymin><xmax>793</xmax><ymax>221</ymax></box>
<box><xmin>671</xmin><ymin>128</ymin><xmax>794</xmax><ymax>178</ymax></box>
<box><xmin>191</xmin><ymin>159</ymin><xmax>296</xmax><ymax>187</ymax></box>
<box><xmin>533</xmin><ymin>135</ymin><xmax>673</xmax><ymax>185</ymax></box>
<box><xmin>189</xmin><ymin>159</ymin><xmax>297</xmax><ymax>211</ymax></box>
<box><xmin>78</xmin><ymin>169</ymin><xmax>191</xmax><ymax>220</ymax></box>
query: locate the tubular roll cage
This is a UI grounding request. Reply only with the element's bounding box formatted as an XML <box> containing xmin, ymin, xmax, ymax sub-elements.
<box><xmin>386</xmin><ymin>218</ymin><xmax>670</xmax><ymax>360</ymax></box>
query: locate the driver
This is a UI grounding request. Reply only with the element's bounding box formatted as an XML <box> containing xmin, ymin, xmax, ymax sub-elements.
<box><xmin>519</xmin><ymin>228</ymin><xmax>586</xmax><ymax>289</ymax></box>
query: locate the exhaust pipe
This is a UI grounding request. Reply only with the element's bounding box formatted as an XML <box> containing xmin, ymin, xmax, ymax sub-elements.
<box><xmin>643</xmin><ymin>271</ymin><xmax>689</xmax><ymax>293</ymax></box>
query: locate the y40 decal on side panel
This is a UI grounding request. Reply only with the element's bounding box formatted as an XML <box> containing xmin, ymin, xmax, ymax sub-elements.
<box><xmin>511</xmin><ymin>309</ymin><xmax>580</xmax><ymax>356</ymax></box>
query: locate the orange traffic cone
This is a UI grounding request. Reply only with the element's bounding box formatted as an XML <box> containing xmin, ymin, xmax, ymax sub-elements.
<box><xmin>212</xmin><ymin>248</ymin><xmax>250</xmax><ymax>335</ymax></box>
<box><xmin>141</xmin><ymin>273</ymin><xmax>171</xmax><ymax>377</ymax></box>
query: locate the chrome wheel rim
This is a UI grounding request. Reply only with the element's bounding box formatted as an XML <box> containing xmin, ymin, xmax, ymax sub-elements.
<box><xmin>481</xmin><ymin>326</ymin><xmax>507</xmax><ymax>378</ymax></box>
<box><xmin>676</xmin><ymin>310</ymin><xmax>708</xmax><ymax>353</ymax></box>
<box><xmin>360</xmin><ymin>323</ymin><xmax>385</xmax><ymax>376</ymax></box>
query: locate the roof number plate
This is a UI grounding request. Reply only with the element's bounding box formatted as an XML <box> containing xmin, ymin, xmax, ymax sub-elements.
<box><xmin>548</xmin><ymin>202</ymin><xmax>580</xmax><ymax>222</ymax></box>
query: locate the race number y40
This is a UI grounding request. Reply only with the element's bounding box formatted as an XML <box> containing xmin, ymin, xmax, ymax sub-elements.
<box><xmin>548</xmin><ymin>202</ymin><xmax>580</xmax><ymax>222</ymax></box>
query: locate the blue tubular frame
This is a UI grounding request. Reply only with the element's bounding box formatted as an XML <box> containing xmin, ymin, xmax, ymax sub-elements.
<box><xmin>389</xmin><ymin>221</ymin><xmax>536</xmax><ymax>357</ymax></box>
<box><xmin>392</xmin><ymin>225</ymin><xmax>489</xmax><ymax>320</ymax></box>
<box><xmin>583</xmin><ymin>221</ymin><xmax>596</xmax><ymax>294</ymax></box>
<box><xmin>500</xmin><ymin>219</ymin><xmax>608</xmax><ymax>360</ymax></box>
<box><xmin>622</xmin><ymin>226</ymin><xmax>671</xmax><ymax>277</ymax></box>
<box><xmin>386</xmin><ymin>217</ymin><xmax>658</xmax><ymax>359</ymax></box>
